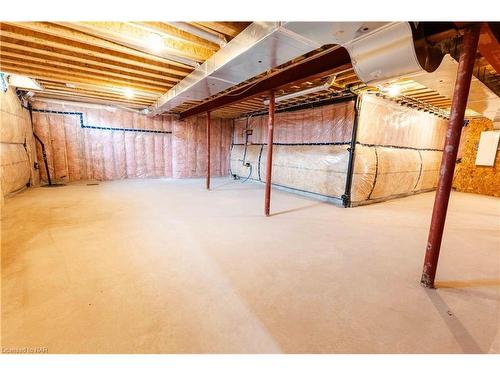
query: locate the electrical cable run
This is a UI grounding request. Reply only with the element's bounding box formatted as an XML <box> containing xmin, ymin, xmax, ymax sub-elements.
<box><xmin>30</xmin><ymin>108</ymin><xmax>172</xmax><ymax>134</ymax></box>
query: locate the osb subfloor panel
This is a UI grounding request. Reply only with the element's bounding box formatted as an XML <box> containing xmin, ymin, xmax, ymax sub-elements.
<box><xmin>1</xmin><ymin>178</ymin><xmax>499</xmax><ymax>353</ymax></box>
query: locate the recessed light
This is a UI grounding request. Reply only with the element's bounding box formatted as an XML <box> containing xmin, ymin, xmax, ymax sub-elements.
<box><xmin>378</xmin><ymin>84</ymin><xmax>401</xmax><ymax>97</ymax></box>
<box><xmin>124</xmin><ymin>88</ymin><xmax>134</xmax><ymax>99</ymax></box>
<box><xmin>387</xmin><ymin>85</ymin><xmax>401</xmax><ymax>97</ymax></box>
<box><xmin>147</xmin><ymin>33</ymin><xmax>164</xmax><ymax>53</ymax></box>
<box><xmin>65</xmin><ymin>83</ymin><xmax>76</xmax><ymax>88</ymax></box>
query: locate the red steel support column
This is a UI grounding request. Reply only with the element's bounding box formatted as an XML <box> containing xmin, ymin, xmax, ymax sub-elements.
<box><xmin>264</xmin><ymin>91</ymin><xmax>275</xmax><ymax>216</ymax></box>
<box><xmin>420</xmin><ymin>24</ymin><xmax>481</xmax><ymax>288</ymax></box>
<box><xmin>206</xmin><ymin>111</ymin><xmax>211</xmax><ymax>190</ymax></box>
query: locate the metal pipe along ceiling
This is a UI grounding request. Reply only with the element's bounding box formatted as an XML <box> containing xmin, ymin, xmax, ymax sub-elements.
<box><xmin>148</xmin><ymin>21</ymin><xmax>438</xmax><ymax>116</ymax></box>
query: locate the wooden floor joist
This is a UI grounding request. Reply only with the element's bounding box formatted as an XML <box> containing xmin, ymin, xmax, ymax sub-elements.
<box><xmin>0</xmin><ymin>21</ymin><xmax>250</xmax><ymax>109</ymax></box>
<box><xmin>1</xmin><ymin>21</ymin><xmax>497</xmax><ymax>114</ymax></box>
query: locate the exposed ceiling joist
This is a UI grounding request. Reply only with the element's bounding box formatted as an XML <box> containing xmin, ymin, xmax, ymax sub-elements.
<box><xmin>478</xmin><ymin>23</ymin><xmax>500</xmax><ymax>75</ymax></box>
<box><xmin>0</xmin><ymin>57</ymin><xmax>174</xmax><ymax>88</ymax></box>
<box><xmin>1</xmin><ymin>21</ymin><xmax>250</xmax><ymax>108</ymax></box>
<box><xmin>53</xmin><ymin>22</ymin><xmax>210</xmax><ymax>67</ymax></box>
<box><xmin>0</xmin><ymin>64</ymin><xmax>170</xmax><ymax>93</ymax></box>
<box><xmin>134</xmin><ymin>22</ymin><xmax>221</xmax><ymax>50</ymax></box>
<box><xmin>0</xmin><ymin>50</ymin><xmax>181</xmax><ymax>84</ymax></box>
<box><xmin>33</xmin><ymin>93</ymin><xmax>147</xmax><ymax>109</ymax></box>
<box><xmin>0</xmin><ymin>66</ymin><xmax>166</xmax><ymax>95</ymax></box>
<box><xmin>40</xmin><ymin>83</ymin><xmax>158</xmax><ymax>101</ymax></box>
<box><xmin>0</xmin><ymin>39</ymin><xmax>190</xmax><ymax>78</ymax></box>
<box><xmin>193</xmin><ymin>22</ymin><xmax>248</xmax><ymax>38</ymax></box>
<box><xmin>1</xmin><ymin>22</ymin><xmax>193</xmax><ymax>71</ymax></box>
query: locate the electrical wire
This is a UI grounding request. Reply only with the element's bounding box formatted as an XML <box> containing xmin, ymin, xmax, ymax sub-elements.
<box><xmin>241</xmin><ymin>163</ymin><xmax>252</xmax><ymax>183</ymax></box>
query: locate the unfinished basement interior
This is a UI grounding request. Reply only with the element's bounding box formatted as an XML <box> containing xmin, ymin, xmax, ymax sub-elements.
<box><xmin>1</xmin><ymin>20</ymin><xmax>499</xmax><ymax>355</ymax></box>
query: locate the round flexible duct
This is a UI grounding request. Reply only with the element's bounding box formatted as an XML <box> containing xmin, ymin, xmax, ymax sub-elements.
<box><xmin>344</xmin><ymin>22</ymin><xmax>445</xmax><ymax>85</ymax></box>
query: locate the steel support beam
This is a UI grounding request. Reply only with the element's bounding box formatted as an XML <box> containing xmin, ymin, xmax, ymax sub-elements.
<box><xmin>179</xmin><ymin>47</ymin><xmax>351</xmax><ymax>119</ymax></box>
<box><xmin>420</xmin><ymin>24</ymin><xmax>481</xmax><ymax>288</ymax></box>
<box><xmin>264</xmin><ymin>90</ymin><xmax>275</xmax><ymax>217</ymax></box>
<box><xmin>206</xmin><ymin>111</ymin><xmax>211</xmax><ymax>190</ymax></box>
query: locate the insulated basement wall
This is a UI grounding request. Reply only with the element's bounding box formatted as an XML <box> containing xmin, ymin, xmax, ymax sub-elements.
<box><xmin>172</xmin><ymin>114</ymin><xmax>233</xmax><ymax>178</ymax></box>
<box><xmin>453</xmin><ymin>117</ymin><xmax>500</xmax><ymax>197</ymax></box>
<box><xmin>31</xmin><ymin>100</ymin><xmax>232</xmax><ymax>183</ymax></box>
<box><xmin>0</xmin><ymin>86</ymin><xmax>38</xmax><ymax>202</ymax></box>
<box><xmin>230</xmin><ymin>100</ymin><xmax>355</xmax><ymax>203</ymax></box>
<box><xmin>350</xmin><ymin>94</ymin><xmax>448</xmax><ymax>206</ymax></box>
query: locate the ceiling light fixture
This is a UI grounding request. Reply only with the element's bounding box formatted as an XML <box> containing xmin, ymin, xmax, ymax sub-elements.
<box><xmin>387</xmin><ymin>84</ymin><xmax>401</xmax><ymax>97</ymax></box>
<box><xmin>147</xmin><ymin>33</ymin><xmax>164</xmax><ymax>53</ymax></box>
<box><xmin>124</xmin><ymin>88</ymin><xmax>134</xmax><ymax>99</ymax></box>
<box><xmin>6</xmin><ymin>73</ymin><xmax>44</xmax><ymax>90</ymax></box>
<box><xmin>65</xmin><ymin>83</ymin><xmax>76</xmax><ymax>88</ymax></box>
<box><xmin>379</xmin><ymin>83</ymin><xmax>401</xmax><ymax>97</ymax></box>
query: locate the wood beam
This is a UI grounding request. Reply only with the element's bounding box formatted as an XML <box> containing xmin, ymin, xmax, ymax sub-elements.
<box><xmin>54</xmin><ymin>22</ymin><xmax>209</xmax><ymax>65</ymax></box>
<box><xmin>41</xmin><ymin>82</ymin><xmax>159</xmax><ymax>100</ymax></box>
<box><xmin>30</xmin><ymin>88</ymin><xmax>153</xmax><ymax>106</ymax></box>
<box><xmin>0</xmin><ymin>63</ymin><xmax>170</xmax><ymax>92</ymax></box>
<box><xmin>478</xmin><ymin>22</ymin><xmax>500</xmax><ymax>74</ymax></box>
<box><xmin>0</xmin><ymin>66</ymin><xmax>165</xmax><ymax>95</ymax></box>
<box><xmin>178</xmin><ymin>47</ymin><xmax>352</xmax><ymax>119</ymax></box>
<box><xmin>39</xmin><ymin>79</ymin><xmax>160</xmax><ymax>96</ymax></box>
<box><xmin>0</xmin><ymin>57</ymin><xmax>174</xmax><ymax>88</ymax></box>
<box><xmin>33</xmin><ymin>93</ymin><xmax>148</xmax><ymax>107</ymax></box>
<box><xmin>0</xmin><ymin>49</ymin><xmax>182</xmax><ymax>84</ymax></box>
<box><xmin>130</xmin><ymin>22</ymin><xmax>220</xmax><ymax>51</ymax></box>
<box><xmin>0</xmin><ymin>25</ymin><xmax>193</xmax><ymax>75</ymax></box>
<box><xmin>193</xmin><ymin>22</ymin><xmax>248</xmax><ymax>38</ymax></box>
<box><xmin>0</xmin><ymin>40</ymin><xmax>189</xmax><ymax>78</ymax></box>
<box><xmin>34</xmin><ymin>93</ymin><xmax>147</xmax><ymax>109</ymax></box>
<box><xmin>2</xmin><ymin>22</ymin><xmax>195</xmax><ymax>70</ymax></box>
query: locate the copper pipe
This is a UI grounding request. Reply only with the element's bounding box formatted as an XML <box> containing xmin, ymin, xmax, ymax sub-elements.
<box><xmin>206</xmin><ymin>111</ymin><xmax>211</xmax><ymax>190</ymax></box>
<box><xmin>420</xmin><ymin>24</ymin><xmax>481</xmax><ymax>288</ymax></box>
<box><xmin>264</xmin><ymin>90</ymin><xmax>275</xmax><ymax>216</ymax></box>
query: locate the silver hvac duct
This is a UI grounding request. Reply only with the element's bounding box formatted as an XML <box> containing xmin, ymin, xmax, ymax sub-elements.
<box><xmin>148</xmin><ymin>21</ymin><xmax>444</xmax><ymax>116</ymax></box>
<box><xmin>166</xmin><ymin>22</ymin><xmax>227</xmax><ymax>47</ymax></box>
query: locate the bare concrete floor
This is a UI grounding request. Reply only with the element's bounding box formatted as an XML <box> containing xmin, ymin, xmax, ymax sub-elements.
<box><xmin>1</xmin><ymin>178</ymin><xmax>499</xmax><ymax>353</ymax></box>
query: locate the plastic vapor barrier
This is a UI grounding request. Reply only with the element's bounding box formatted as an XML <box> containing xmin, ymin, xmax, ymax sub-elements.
<box><xmin>31</xmin><ymin>101</ymin><xmax>233</xmax><ymax>183</ymax></box>
<box><xmin>230</xmin><ymin>100</ymin><xmax>355</xmax><ymax>204</ymax></box>
<box><xmin>350</xmin><ymin>94</ymin><xmax>447</xmax><ymax>205</ymax></box>
<box><xmin>229</xmin><ymin>93</ymin><xmax>448</xmax><ymax>207</ymax></box>
<box><xmin>0</xmin><ymin>143</ymin><xmax>30</xmax><ymax>196</ymax></box>
<box><xmin>1</xmin><ymin>87</ymin><xmax>36</xmax><ymax>199</ymax></box>
<box><xmin>230</xmin><ymin>143</ymin><xmax>350</xmax><ymax>200</ymax></box>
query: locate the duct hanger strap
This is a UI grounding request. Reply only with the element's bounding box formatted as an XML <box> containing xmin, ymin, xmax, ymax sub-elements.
<box><xmin>31</xmin><ymin>108</ymin><xmax>172</xmax><ymax>134</ymax></box>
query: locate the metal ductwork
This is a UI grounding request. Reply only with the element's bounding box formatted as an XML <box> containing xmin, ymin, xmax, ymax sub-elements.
<box><xmin>412</xmin><ymin>54</ymin><xmax>500</xmax><ymax>122</ymax></box>
<box><xmin>166</xmin><ymin>22</ymin><xmax>227</xmax><ymax>47</ymax></box>
<box><xmin>147</xmin><ymin>22</ymin><xmax>457</xmax><ymax>116</ymax></box>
